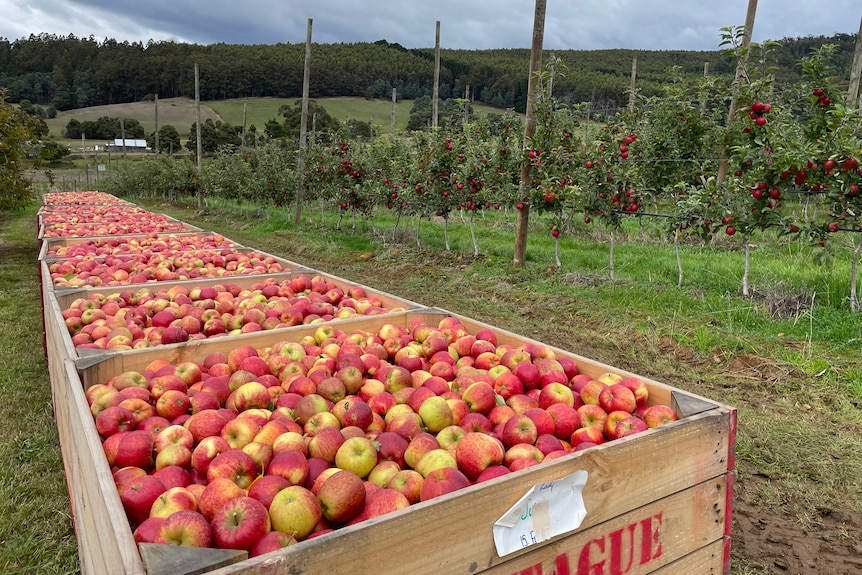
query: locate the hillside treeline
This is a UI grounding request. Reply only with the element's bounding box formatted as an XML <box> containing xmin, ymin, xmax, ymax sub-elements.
<box><xmin>0</xmin><ymin>32</ymin><xmax>856</xmax><ymax>115</ymax></box>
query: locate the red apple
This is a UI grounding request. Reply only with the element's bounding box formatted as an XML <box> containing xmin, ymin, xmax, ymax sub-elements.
<box><xmin>579</xmin><ymin>380</ymin><xmax>607</xmax><ymax>406</ymax></box>
<box><xmin>598</xmin><ymin>384</ymin><xmax>637</xmax><ymax>414</ymax></box>
<box><xmin>500</xmin><ymin>413</ymin><xmax>538</xmax><ymax>448</ymax></box>
<box><xmin>460</xmin><ymin>381</ymin><xmax>497</xmax><ymax>414</ymax></box>
<box><xmin>419</xmin><ymin>467</ymin><xmax>471</xmax><ymax>501</ymax></box>
<box><xmin>578</xmin><ymin>404</ymin><xmax>609</xmax><ymax>432</ymax></box>
<box><xmin>207</xmin><ymin>448</ymin><xmax>259</xmax><ymax>490</ymax></box>
<box><xmin>149</xmin><ymin>486</ymin><xmax>197</xmax><ymax>519</ymax></box>
<box><xmin>133</xmin><ymin>516</ymin><xmax>165</xmax><ymax>544</ymax></box>
<box><xmin>155</xmin><ymin>510</ymin><xmax>212</xmax><ymax>547</ymax></box>
<box><xmin>190</xmin><ymin>435</ymin><xmax>231</xmax><ymax>475</ymax></box>
<box><xmin>113</xmin><ymin>429</ymin><xmax>155</xmax><ymax>469</ymax></box>
<box><xmin>365</xmin><ymin>488</ymin><xmax>410</xmax><ymax>519</ymax></box>
<box><xmin>571</xmin><ymin>425</ymin><xmax>605</xmax><ymax>447</ymax></box>
<box><xmin>403</xmin><ymin>432</ymin><xmax>441</xmax><ymax>470</ymax></box>
<box><xmin>316</xmin><ymin>469</ymin><xmax>367</xmax><ymax>524</ymax></box>
<box><xmin>269</xmin><ymin>485</ymin><xmax>323</xmax><ymax>541</ymax></box>
<box><xmin>152</xmin><ymin>465</ymin><xmax>192</xmax><ymax>490</ymax></box>
<box><xmin>334</xmin><ymin>436</ymin><xmax>378</xmax><ymax>479</ymax></box>
<box><xmin>604</xmin><ymin>409</ymin><xmax>633</xmax><ymax>439</ymax></box>
<box><xmin>267</xmin><ymin>450</ymin><xmax>310</xmax><ymax>486</ymax></box>
<box><xmin>618</xmin><ymin>377</ymin><xmax>649</xmax><ymax>407</ymax></box>
<box><xmin>120</xmin><ymin>475</ymin><xmax>166</xmax><ymax>526</ymax></box>
<box><xmin>212</xmin><ymin>496</ymin><xmax>271</xmax><ymax>551</ymax></box>
<box><xmin>615</xmin><ymin>415</ymin><xmax>649</xmax><ymax>438</ymax></box>
<box><xmin>476</xmin><ymin>465</ymin><xmax>511</xmax><ymax>483</ymax></box>
<box><xmin>198</xmin><ymin>477</ymin><xmax>246</xmax><ymax>521</ymax></box>
<box><xmin>249</xmin><ymin>530</ymin><xmax>297</xmax><ymax>558</ymax></box>
<box><xmin>643</xmin><ymin>405</ymin><xmax>679</xmax><ymax>428</ymax></box>
<box><xmin>455</xmin><ymin>431</ymin><xmax>505</xmax><ymax>480</ymax></box>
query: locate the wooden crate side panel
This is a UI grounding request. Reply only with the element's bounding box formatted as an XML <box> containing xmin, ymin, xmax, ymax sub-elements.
<box><xmin>479</xmin><ymin>475</ymin><xmax>727</xmax><ymax>575</ymax></box>
<box><xmin>644</xmin><ymin>539</ymin><xmax>726</xmax><ymax>575</ymax></box>
<box><xmin>42</xmin><ymin>267</ymin><xmax>79</xmax><ymax>369</ymax></box>
<box><xmin>201</xmin><ymin>409</ymin><xmax>732</xmax><ymax>575</ymax></box>
<box><xmin>55</xmin><ymin>358</ymin><xmax>146</xmax><ymax>575</ymax></box>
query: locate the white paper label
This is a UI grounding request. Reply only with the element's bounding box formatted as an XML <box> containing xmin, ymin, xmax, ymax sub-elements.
<box><xmin>492</xmin><ymin>470</ymin><xmax>588</xmax><ymax>557</ymax></box>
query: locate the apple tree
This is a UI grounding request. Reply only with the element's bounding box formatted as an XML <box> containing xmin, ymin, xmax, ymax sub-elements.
<box><xmin>576</xmin><ymin>120</ymin><xmax>649</xmax><ymax>279</ymax></box>
<box><xmin>720</xmin><ymin>31</ymin><xmax>795</xmax><ymax>296</ymax></box>
<box><xmin>0</xmin><ymin>91</ymin><xmax>43</xmax><ymax>211</ymax></box>
<box><xmin>790</xmin><ymin>44</ymin><xmax>862</xmax><ymax>308</ymax></box>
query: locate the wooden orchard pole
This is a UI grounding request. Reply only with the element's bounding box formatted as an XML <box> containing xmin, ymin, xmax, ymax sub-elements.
<box><xmin>120</xmin><ymin>118</ymin><xmax>127</xmax><ymax>162</ymax></box>
<box><xmin>433</xmin><ymin>21</ymin><xmax>441</xmax><ymax>128</ymax></box>
<box><xmin>514</xmin><ymin>0</ymin><xmax>546</xmax><ymax>267</ymax></box>
<box><xmin>295</xmin><ymin>18</ymin><xmax>313</xmax><ymax>226</ymax></box>
<box><xmin>154</xmin><ymin>94</ymin><xmax>159</xmax><ymax>154</ymax></box>
<box><xmin>717</xmin><ymin>0</ymin><xmax>758</xmax><ymax>183</ymax></box>
<box><xmin>629</xmin><ymin>57</ymin><xmax>637</xmax><ymax>112</ymax></box>
<box><xmin>848</xmin><ymin>14</ymin><xmax>862</xmax><ymax>107</ymax></box>
<box><xmin>195</xmin><ymin>62</ymin><xmax>203</xmax><ymax>210</ymax></box>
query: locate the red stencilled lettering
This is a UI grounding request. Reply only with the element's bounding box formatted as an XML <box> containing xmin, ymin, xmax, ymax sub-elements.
<box><xmin>607</xmin><ymin>523</ymin><xmax>637</xmax><ymax>574</ymax></box>
<box><xmin>553</xmin><ymin>551</ymin><xmax>573</xmax><ymax>575</ymax></box>
<box><xmin>515</xmin><ymin>550</ymin><xmax>572</xmax><ymax>575</ymax></box>
<box><xmin>643</xmin><ymin>511</ymin><xmax>663</xmax><ymax>564</ymax></box>
<box><xmin>577</xmin><ymin>537</ymin><xmax>606</xmax><ymax>575</ymax></box>
<box><xmin>508</xmin><ymin>511</ymin><xmax>664</xmax><ymax>575</ymax></box>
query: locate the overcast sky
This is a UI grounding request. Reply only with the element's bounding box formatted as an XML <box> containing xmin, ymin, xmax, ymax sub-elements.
<box><xmin>0</xmin><ymin>0</ymin><xmax>859</xmax><ymax>52</ymax></box>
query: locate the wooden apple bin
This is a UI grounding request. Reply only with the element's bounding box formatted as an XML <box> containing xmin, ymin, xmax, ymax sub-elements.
<box><xmin>43</xmin><ymin>267</ymin><xmax>424</xmax><ymax>363</ymax></box>
<box><xmin>44</xmin><ymin>305</ymin><xmax>735</xmax><ymax>575</ymax></box>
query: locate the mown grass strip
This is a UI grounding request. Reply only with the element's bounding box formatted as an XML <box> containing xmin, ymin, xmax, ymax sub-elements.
<box><xmin>0</xmin><ymin>205</ymin><xmax>79</xmax><ymax>575</ymax></box>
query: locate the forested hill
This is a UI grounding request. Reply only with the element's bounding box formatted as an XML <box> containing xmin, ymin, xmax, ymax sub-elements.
<box><xmin>0</xmin><ymin>32</ymin><xmax>856</xmax><ymax>115</ymax></box>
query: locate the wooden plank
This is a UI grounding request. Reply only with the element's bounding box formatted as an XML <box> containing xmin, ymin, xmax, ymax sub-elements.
<box><xmin>42</xmin><ymin>265</ymin><xmax>79</xmax><ymax>372</ymax></box>
<box><xmin>645</xmin><ymin>538</ymin><xmax>726</xmax><ymax>575</ymax></box>
<box><xmin>196</xmin><ymin>408</ymin><xmax>732</xmax><ymax>575</ymax></box>
<box><xmin>139</xmin><ymin>544</ymin><xmax>246</xmax><ymax>575</ymax></box>
<box><xmin>55</xmin><ymin>358</ymin><xmax>147</xmax><ymax>575</ymax></box>
<box><xmin>476</xmin><ymin>476</ymin><xmax>728</xmax><ymax>575</ymax></box>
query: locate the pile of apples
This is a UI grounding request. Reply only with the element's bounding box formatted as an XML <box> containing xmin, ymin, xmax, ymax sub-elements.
<box><xmin>64</xmin><ymin>275</ymin><xmax>404</xmax><ymax>350</ymax></box>
<box><xmin>90</xmin><ymin>316</ymin><xmax>678</xmax><ymax>555</ymax></box>
<box><xmin>41</xmin><ymin>204</ymin><xmax>193</xmax><ymax>238</ymax></box>
<box><xmin>48</xmin><ymin>247</ymin><xmax>288</xmax><ymax>289</ymax></box>
<box><xmin>45</xmin><ymin>232</ymin><xmax>238</xmax><ymax>259</ymax></box>
<box><xmin>43</xmin><ymin>191</ymin><xmax>133</xmax><ymax>206</ymax></box>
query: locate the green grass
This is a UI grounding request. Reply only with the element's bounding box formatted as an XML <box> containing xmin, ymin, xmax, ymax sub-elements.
<box><xmin>208</xmin><ymin>97</ymin><xmax>414</xmax><ymax>135</ymax></box>
<box><xmin>0</xmin><ymin>200</ymin><xmax>79</xmax><ymax>575</ymax></box>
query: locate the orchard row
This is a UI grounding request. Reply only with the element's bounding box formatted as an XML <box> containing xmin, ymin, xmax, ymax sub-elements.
<box><xmin>102</xmin><ymin>42</ymin><xmax>860</xmax><ymax>252</ymax></box>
